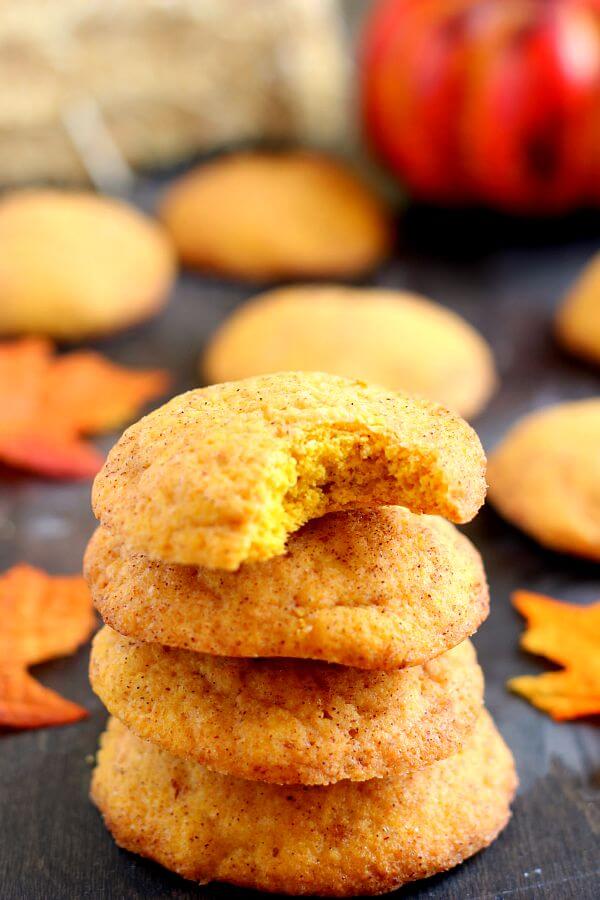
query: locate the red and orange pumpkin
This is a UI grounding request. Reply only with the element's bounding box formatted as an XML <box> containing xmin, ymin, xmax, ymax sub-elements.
<box><xmin>362</xmin><ymin>0</ymin><xmax>600</xmax><ymax>211</ymax></box>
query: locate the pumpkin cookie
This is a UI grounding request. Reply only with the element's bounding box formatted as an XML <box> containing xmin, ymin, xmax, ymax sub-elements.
<box><xmin>204</xmin><ymin>285</ymin><xmax>496</xmax><ymax>419</ymax></box>
<box><xmin>93</xmin><ymin>372</ymin><xmax>485</xmax><ymax>569</ymax></box>
<box><xmin>556</xmin><ymin>253</ymin><xmax>600</xmax><ymax>364</ymax></box>
<box><xmin>85</xmin><ymin>508</ymin><xmax>488</xmax><ymax>669</ymax></box>
<box><xmin>92</xmin><ymin>372</ymin><xmax>486</xmax><ymax>570</ymax></box>
<box><xmin>91</xmin><ymin>711</ymin><xmax>516</xmax><ymax>896</ymax></box>
<box><xmin>159</xmin><ymin>151</ymin><xmax>390</xmax><ymax>281</ymax></box>
<box><xmin>90</xmin><ymin>629</ymin><xmax>483</xmax><ymax>785</ymax></box>
<box><xmin>0</xmin><ymin>190</ymin><xmax>175</xmax><ymax>340</ymax></box>
<box><xmin>488</xmin><ymin>399</ymin><xmax>600</xmax><ymax>559</ymax></box>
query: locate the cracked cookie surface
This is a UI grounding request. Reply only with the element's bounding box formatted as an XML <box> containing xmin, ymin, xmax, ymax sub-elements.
<box><xmin>85</xmin><ymin>507</ymin><xmax>488</xmax><ymax>669</ymax></box>
<box><xmin>91</xmin><ymin>711</ymin><xmax>516</xmax><ymax>896</ymax></box>
<box><xmin>92</xmin><ymin>372</ymin><xmax>486</xmax><ymax>570</ymax></box>
<box><xmin>90</xmin><ymin>629</ymin><xmax>483</xmax><ymax>785</ymax></box>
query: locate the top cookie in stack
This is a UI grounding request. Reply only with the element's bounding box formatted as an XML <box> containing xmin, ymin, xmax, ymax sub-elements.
<box><xmin>88</xmin><ymin>372</ymin><xmax>515</xmax><ymax>896</ymax></box>
<box><xmin>91</xmin><ymin>371</ymin><xmax>486</xmax><ymax>571</ymax></box>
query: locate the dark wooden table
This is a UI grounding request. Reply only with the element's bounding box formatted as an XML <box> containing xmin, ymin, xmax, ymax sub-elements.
<box><xmin>1</xmin><ymin>180</ymin><xmax>599</xmax><ymax>899</ymax></box>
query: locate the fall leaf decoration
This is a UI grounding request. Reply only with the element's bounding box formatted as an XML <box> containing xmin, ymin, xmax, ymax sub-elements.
<box><xmin>0</xmin><ymin>338</ymin><xmax>169</xmax><ymax>478</ymax></box>
<box><xmin>508</xmin><ymin>590</ymin><xmax>600</xmax><ymax>721</ymax></box>
<box><xmin>0</xmin><ymin>564</ymin><xmax>96</xmax><ymax>729</ymax></box>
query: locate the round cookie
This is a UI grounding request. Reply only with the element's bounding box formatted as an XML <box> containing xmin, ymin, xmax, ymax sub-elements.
<box><xmin>556</xmin><ymin>253</ymin><xmax>600</xmax><ymax>364</ymax></box>
<box><xmin>85</xmin><ymin>508</ymin><xmax>489</xmax><ymax>669</ymax></box>
<box><xmin>204</xmin><ymin>285</ymin><xmax>497</xmax><ymax>420</ymax></box>
<box><xmin>90</xmin><ymin>628</ymin><xmax>484</xmax><ymax>785</ymax></box>
<box><xmin>158</xmin><ymin>151</ymin><xmax>390</xmax><ymax>281</ymax></box>
<box><xmin>0</xmin><ymin>189</ymin><xmax>175</xmax><ymax>340</ymax></box>
<box><xmin>92</xmin><ymin>372</ymin><xmax>487</xmax><ymax>570</ymax></box>
<box><xmin>488</xmin><ymin>399</ymin><xmax>600</xmax><ymax>559</ymax></box>
<box><xmin>91</xmin><ymin>711</ymin><xmax>516</xmax><ymax>896</ymax></box>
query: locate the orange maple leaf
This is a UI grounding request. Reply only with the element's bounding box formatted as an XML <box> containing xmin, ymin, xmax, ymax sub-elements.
<box><xmin>44</xmin><ymin>351</ymin><xmax>169</xmax><ymax>434</ymax></box>
<box><xmin>0</xmin><ymin>667</ymin><xmax>88</xmax><ymax>729</ymax></box>
<box><xmin>0</xmin><ymin>338</ymin><xmax>169</xmax><ymax>479</ymax></box>
<box><xmin>508</xmin><ymin>590</ymin><xmax>600</xmax><ymax>721</ymax></box>
<box><xmin>0</xmin><ymin>564</ymin><xmax>96</xmax><ymax>730</ymax></box>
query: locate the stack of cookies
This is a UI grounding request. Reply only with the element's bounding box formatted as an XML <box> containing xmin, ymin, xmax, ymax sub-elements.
<box><xmin>86</xmin><ymin>372</ymin><xmax>516</xmax><ymax>896</ymax></box>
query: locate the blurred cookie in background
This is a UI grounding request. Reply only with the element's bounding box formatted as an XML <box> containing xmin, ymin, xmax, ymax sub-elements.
<box><xmin>488</xmin><ymin>399</ymin><xmax>600</xmax><ymax>559</ymax></box>
<box><xmin>159</xmin><ymin>152</ymin><xmax>391</xmax><ymax>281</ymax></box>
<box><xmin>203</xmin><ymin>285</ymin><xmax>496</xmax><ymax>419</ymax></box>
<box><xmin>556</xmin><ymin>252</ymin><xmax>600</xmax><ymax>364</ymax></box>
<box><xmin>0</xmin><ymin>190</ymin><xmax>175</xmax><ymax>341</ymax></box>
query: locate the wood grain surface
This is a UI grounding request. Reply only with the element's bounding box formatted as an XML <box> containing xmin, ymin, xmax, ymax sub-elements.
<box><xmin>0</xmin><ymin>181</ymin><xmax>599</xmax><ymax>899</ymax></box>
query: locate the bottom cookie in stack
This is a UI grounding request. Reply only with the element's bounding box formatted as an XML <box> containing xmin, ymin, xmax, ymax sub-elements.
<box><xmin>91</xmin><ymin>710</ymin><xmax>516</xmax><ymax>897</ymax></box>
